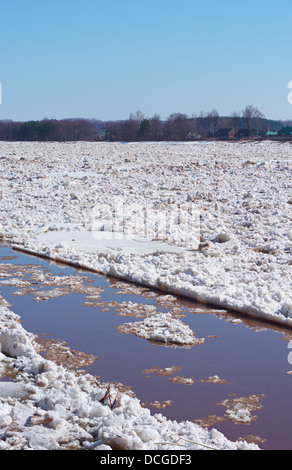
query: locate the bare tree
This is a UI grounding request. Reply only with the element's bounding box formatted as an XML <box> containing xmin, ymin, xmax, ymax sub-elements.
<box><xmin>253</xmin><ymin>108</ymin><xmax>265</xmax><ymax>132</ymax></box>
<box><xmin>150</xmin><ymin>114</ymin><xmax>162</xmax><ymax>141</ymax></box>
<box><xmin>129</xmin><ymin>110</ymin><xmax>144</xmax><ymax>122</ymax></box>
<box><xmin>207</xmin><ymin>109</ymin><xmax>219</xmax><ymax>137</ymax></box>
<box><xmin>122</xmin><ymin>111</ymin><xmax>144</xmax><ymax>140</ymax></box>
<box><xmin>230</xmin><ymin>111</ymin><xmax>241</xmax><ymax>132</ymax></box>
<box><xmin>164</xmin><ymin>113</ymin><xmax>192</xmax><ymax>140</ymax></box>
<box><xmin>197</xmin><ymin>111</ymin><xmax>206</xmax><ymax>137</ymax></box>
<box><xmin>242</xmin><ymin>105</ymin><xmax>265</xmax><ymax>133</ymax></box>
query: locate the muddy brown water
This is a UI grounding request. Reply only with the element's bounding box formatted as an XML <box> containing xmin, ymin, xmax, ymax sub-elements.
<box><xmin>0</xmin><ymin>244</ymin><xmax>292</xmax><ymax>450</ymax></box>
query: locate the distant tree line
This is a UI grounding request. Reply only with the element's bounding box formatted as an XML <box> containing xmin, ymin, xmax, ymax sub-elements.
<box><xmin>0</xmin><ymin>118</ymin><xmax>95</xmax><ymax>142</ymax></box>
<box><xmin>0</xmin><ymin>106</ymin><xmax>290</xmax><ymax>142</ymax></box>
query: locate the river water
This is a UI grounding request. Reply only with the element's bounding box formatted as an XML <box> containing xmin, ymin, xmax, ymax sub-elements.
<box><xmin>0</xmin><ymin>243</ymin><xmax>292</xmax><ymax>450</ymax></box>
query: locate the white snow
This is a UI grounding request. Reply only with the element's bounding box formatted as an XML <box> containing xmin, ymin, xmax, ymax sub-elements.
<box><xmin>2</xmin><ymin>138</ymin><xmax>290</xmax><ymax>449</ymax></box>
<box><xmin>118</xmin><ymin>312</ymin><xmax>204</xmax><ymax>346</ymax></box>
<box><xmin>36</xmin><ymin>230</ymin><xmax>185</xmax><ymax>256</ymax></box>
<box><xmin>1</xmin><ymin>140</ymin><xmax>291</xmax><ymax>327</ymax></box>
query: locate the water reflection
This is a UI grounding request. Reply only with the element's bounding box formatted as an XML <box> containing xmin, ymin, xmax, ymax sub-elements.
<box><xmin>0</xmin><ymin>244</ymin><xmax>292</xmax><ymax>450</ymax></box>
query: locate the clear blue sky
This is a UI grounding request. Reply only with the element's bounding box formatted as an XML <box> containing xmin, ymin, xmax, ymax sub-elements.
<box><xmin>1</xmin><ymin>0</ymin><xmax>292</xmax><ymax>122</ymax></box>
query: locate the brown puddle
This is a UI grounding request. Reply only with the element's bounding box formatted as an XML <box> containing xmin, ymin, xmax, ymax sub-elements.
<box><xmin>1</xmin><ymin>244</ymin><xmax>292</xmax><ymax>450</ymax></box>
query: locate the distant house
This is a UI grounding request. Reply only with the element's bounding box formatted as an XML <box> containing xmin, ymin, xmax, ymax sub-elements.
<box><xmin>266</xmin><ymin>130</ymin><xmax>278</xmax><ymax>136</ymax></box>
<box><xmin>235</xmin><ymin>128</ymin><xmax>252</xmax><ymax>139</ymax></box>
<box><xmin>234</xmin><ymin>128</ymin><xmax>259</xmax><ymax>139</ymax></box>
<box><xmin>216</xmin><ymin>128</ymin><xmax>235</xmax><ymax>139</ymax></box>
<box><xmin>96</xmin><ymin>130</ymin><xmax>107</xmax><ymax>140</ymax></box>
<box><xmin>278</xmin><ymin>127</ymin><xmax>292</xmax><ymax>136</ymax></box>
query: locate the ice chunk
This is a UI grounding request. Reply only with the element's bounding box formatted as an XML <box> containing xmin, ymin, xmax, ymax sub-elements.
<box><xmin>0</xmin><ymin>382</ymin><xmax>32</xmax><ymax>400</ymax></box>
<box><xmin>0</xmin><ymin>327</ymin><xmax>35</xmax><ymax>357</ymax></box>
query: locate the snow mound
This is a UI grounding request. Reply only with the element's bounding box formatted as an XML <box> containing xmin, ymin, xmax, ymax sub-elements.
<box><xmin>118</xmin><ymin>312</ymin><xmax>204</xmax><ymax>346</ymax></box>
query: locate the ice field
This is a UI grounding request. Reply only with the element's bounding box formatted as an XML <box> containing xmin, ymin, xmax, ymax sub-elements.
<box><xmin>1</xmin><ymin>139</ymin><xmax>292</xmax><ymax>450</ymax></box>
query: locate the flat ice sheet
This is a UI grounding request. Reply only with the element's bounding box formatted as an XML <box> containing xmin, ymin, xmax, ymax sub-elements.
<box><xmin>36</xmin><ymin>230</ymin><xmax>186</xmax><ymax>255</ymax></box>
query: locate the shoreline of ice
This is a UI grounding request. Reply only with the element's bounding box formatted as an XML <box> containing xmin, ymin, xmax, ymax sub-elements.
<box><xmin>11</xmin><ymin>234</ymin><xmax>292</xmax><ymax>330</ymax></box>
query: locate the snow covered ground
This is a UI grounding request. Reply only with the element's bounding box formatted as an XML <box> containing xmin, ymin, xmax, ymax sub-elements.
<box><xmin>1</xmin><ymin>138</ymin><xmax>291</xmax><ymax>450</ymax></box>
<box><xmin>1</xmin><ymin>139</ymin><xmax>292</xmax><ymax>327</ymax></box>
